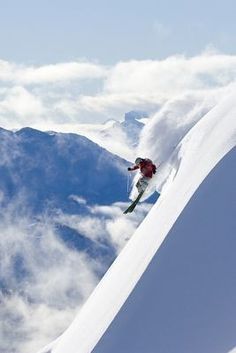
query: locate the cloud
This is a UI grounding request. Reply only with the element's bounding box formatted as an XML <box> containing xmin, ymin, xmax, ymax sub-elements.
<box><xmin>0</xmin><ymin>52</ymin><xmax>235</xmax><ymax>161</ymax></box>
<box><xmin>0</xmin><ymin>60</ymin><xmax>108</xmax><ymax>85</ymax></box>
<box><xmin>0</xmin><ymin>206</ymin><xmax>99</xmax><ymax>353</ymax></box>
<box><xmin>69</xmin><ymin>195</ymin><xmax>87</xmax><ymax>205</ymax></box>
<box><xmin>0</xmin><ymin>52</ymin><xmax>236</xmax><ymax>130</ymax></box>
<box><xmin>0</xmin><ymin>197</ymin><xmax>151</xmax><ymax>353</ymax></box>
<box><xmin>104</xmin><ymin>53</ymin><xmax>236</xmax><ymax>97</ymax></box>
<box><xmin>0</xmin><ymin>86</ymin><xmax>45</xmax><ymax>119</ymax></box>
<box><xmin>104</xmin><ymin>202</ymin><xmax>151</xmax><ymax>250</ymax></box>
<box><xmin>54</xmin><ymin>201</ymin><xmax>152</xmax><ymax>253</ymax></box>
<box><xmin>0</xmin><ymin>293</ymin><xmax>76</xmax><ymax>353</ymax></box>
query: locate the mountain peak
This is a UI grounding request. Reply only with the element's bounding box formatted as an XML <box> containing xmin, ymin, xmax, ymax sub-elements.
<box><xmin>124</xmin><ymin>111</ymin><xmax>148</xmax><ymax>124</ymax></box>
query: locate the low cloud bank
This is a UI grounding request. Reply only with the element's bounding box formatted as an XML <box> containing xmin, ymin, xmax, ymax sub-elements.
<box><xmin>0</xmin><ymin>207</ymin><xmax>98</xmax><ymax>353</ymax></box>
<box><xmin>0</xmin><ymin>52</ymin><xmax>235</xmax><ymax>130</ymax></box>
<box><xmin>0</xmin><ymin>199</ymin><xmax>151</xmax><ymax>353</ymax></box>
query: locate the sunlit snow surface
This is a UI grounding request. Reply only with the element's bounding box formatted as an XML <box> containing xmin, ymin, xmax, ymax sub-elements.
<box><xmin>39</xmin><ymin>92</ymin><xmax>235</xmax><ymax>353</ymax></box>
<box><xmin>94</xmin><ymin>146</ymin><xmax>236</xmax><ymax>353</ymax></box>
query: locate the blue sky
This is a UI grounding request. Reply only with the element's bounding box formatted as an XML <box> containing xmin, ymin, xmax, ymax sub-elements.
<box><xmin>1</xmin><ymin>0</ymin><xmax>236</xmax><ymax>64</ymax></box>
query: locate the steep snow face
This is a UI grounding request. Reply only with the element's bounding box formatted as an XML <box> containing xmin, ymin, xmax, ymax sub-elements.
<box><xmin>94</xmin><ymin>146</ymin><xmax>236</xmax><ymax>353</ymax></box>
<box><xmin>38</xmin><ymin>91</ymin><xmax>235</xmax><ymax>353</ymax></box>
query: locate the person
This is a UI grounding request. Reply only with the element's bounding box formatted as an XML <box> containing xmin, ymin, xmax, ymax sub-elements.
<box><xmin>128</xmin><ymin>157</ymin><xmax>157</xmax><ymax>193</ymax></box>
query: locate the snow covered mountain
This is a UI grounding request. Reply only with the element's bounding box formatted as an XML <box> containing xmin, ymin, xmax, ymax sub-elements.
<box><xmin>0</xmin><ymin>127</ymin><xmax>129</xmax><ymax>210</ymax></box>
<box><xmin>38</xmin><ymin>91</ymin><xmax>236</xmax><ymax>353</ymax></box>
<box><xmin>69</xmin><ymin>110</ymin><xmax>147</xmax><ymax>161</ymax></box>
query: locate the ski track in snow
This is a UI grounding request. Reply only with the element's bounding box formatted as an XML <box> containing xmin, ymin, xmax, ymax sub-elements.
<box><xmin>38</xmin><ymin>92</ymin><xmax>236</xmax><ymax>353</ymax></box>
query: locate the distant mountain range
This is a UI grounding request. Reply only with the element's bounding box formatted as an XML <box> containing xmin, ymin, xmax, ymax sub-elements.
<box><xmin>0</xmin><ymin>127</ymin><xmax>129</xmax><ymax>213</ymax></box>
<box><xmin>0</xmin><ymin>127</ymin><xmax>132</xmax><ymax>267</ymax></box>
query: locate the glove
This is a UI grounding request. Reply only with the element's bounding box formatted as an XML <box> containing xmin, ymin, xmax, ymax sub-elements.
<box><xmin>128</xmin><ymin>167</ymin><xmax>132</xmax><ymax>171</ymax></box>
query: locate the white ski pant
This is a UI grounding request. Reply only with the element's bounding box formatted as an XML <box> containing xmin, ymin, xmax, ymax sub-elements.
<box><xmin>136</xmin><ymin>176</ymin><xmax>150</xmax><ymax>193</ymax></box>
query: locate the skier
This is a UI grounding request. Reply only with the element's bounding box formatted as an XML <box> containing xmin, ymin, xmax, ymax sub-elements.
<box><xmin>128</xmin><ymin>157</ymin><xmax>157</xmax><ymax>194</ymax></box>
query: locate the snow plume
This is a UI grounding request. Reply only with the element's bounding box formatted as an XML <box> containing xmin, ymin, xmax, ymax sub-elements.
<box><xmin>0</xmin><ymin>199</ymin><xmax>150</xmax><ymax>353</ymax></box>
<box><xmin>137</xmin><ymin>83</ymin><xmax>235</xmax><ymax>167</ymax></box>
<box><xmin>131</xmin><ymin>82</ymin><xmax>236</xmax><ymax>200</ymax></box>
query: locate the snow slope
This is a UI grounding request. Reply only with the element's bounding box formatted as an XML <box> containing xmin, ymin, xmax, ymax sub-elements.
<box><xmin>94</xmin><ymin>140</ymin><xmax>236</xmax><ymax>353</ymax></box>
<box><xmin>38</xmin><ymin>92</ymin><xmax>236</xmax><ymax>353</ymax></box>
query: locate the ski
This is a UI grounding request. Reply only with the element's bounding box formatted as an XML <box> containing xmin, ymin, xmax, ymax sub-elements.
<box><xmin>123</xmin><ymin>190</ymin><xmax>144</xmax><ymax>214</ymax></box>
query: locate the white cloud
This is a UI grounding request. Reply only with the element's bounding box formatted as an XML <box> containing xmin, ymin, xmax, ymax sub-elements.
<box><xmin>0</xmin><ymin>53</ymin><xmax>235</xmax><ymax>131</ymax></box>
<box><xmin>105</xmin><ymin>202</ymin><xmax>152</xmax><ymax>250</ymax></box>
<box><xmin>0</xmin><ymin>208</ymin><xmax>99</xmax><ymax>353</ymax></box>
<box><xmin>55</xmin><ymin>212</ymin><xmax>107</xmax><ymax>243</ymax></box>
<box><xmin>104</xmin><ymin>54</ymin><xmax>236</xmax><ymax>97</ymax></box>
<box><xmin>0</xmin><ymin>86</ymin><xmax>45</xmax><ymax>119</ymax></box>
<box><xmin>0</xmin><ymin>293</ymin><xmax>76</xmax><ymax>353</ymax></box>
<box><xmin>0</xmin><ymin>198</ymin><xmax>151</xmax><ymax>353</ymax></box>
<box><xmin>69</xmin><ymin>195</ymin><xmax>87</xmax><ymax>205</ymax></box>
<box><xmin>54</xmin><ymin>201</ymin><xmax>152</xmax><ymax>253</ymax></box>
<box><xmin>0</xmin><ymin>60</ymin><xmax>108</xmax><ymax>84</ymax></box>
<box><xmin>0</xmin><ymin>52</ymin><xmax>235</xmax><ymax>160</ymax></box>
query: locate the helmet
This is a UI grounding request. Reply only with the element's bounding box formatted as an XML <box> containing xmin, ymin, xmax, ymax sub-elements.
<box><xmin>135</xmin><ymin>157</ymin><xmax>144</xmax><ymax>164</ymax></box>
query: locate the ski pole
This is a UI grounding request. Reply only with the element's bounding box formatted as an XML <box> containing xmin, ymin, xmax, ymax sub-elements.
<box><xmin>127</xmin><ymin>173</ymin><xmax>131</xmax><ymax>194</ymax></box>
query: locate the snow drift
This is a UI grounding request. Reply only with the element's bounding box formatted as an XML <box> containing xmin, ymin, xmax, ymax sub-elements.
<box><xmin>38</xmin><ymin>91</ymin><xmax>236</xmax><ymax>353</ymax></box>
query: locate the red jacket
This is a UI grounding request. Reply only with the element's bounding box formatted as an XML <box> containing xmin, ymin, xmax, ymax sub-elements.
<box><xmin>129</xmin><ymin>159</ymin><xmax>157</xmax><ymax>178</ymax></box>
